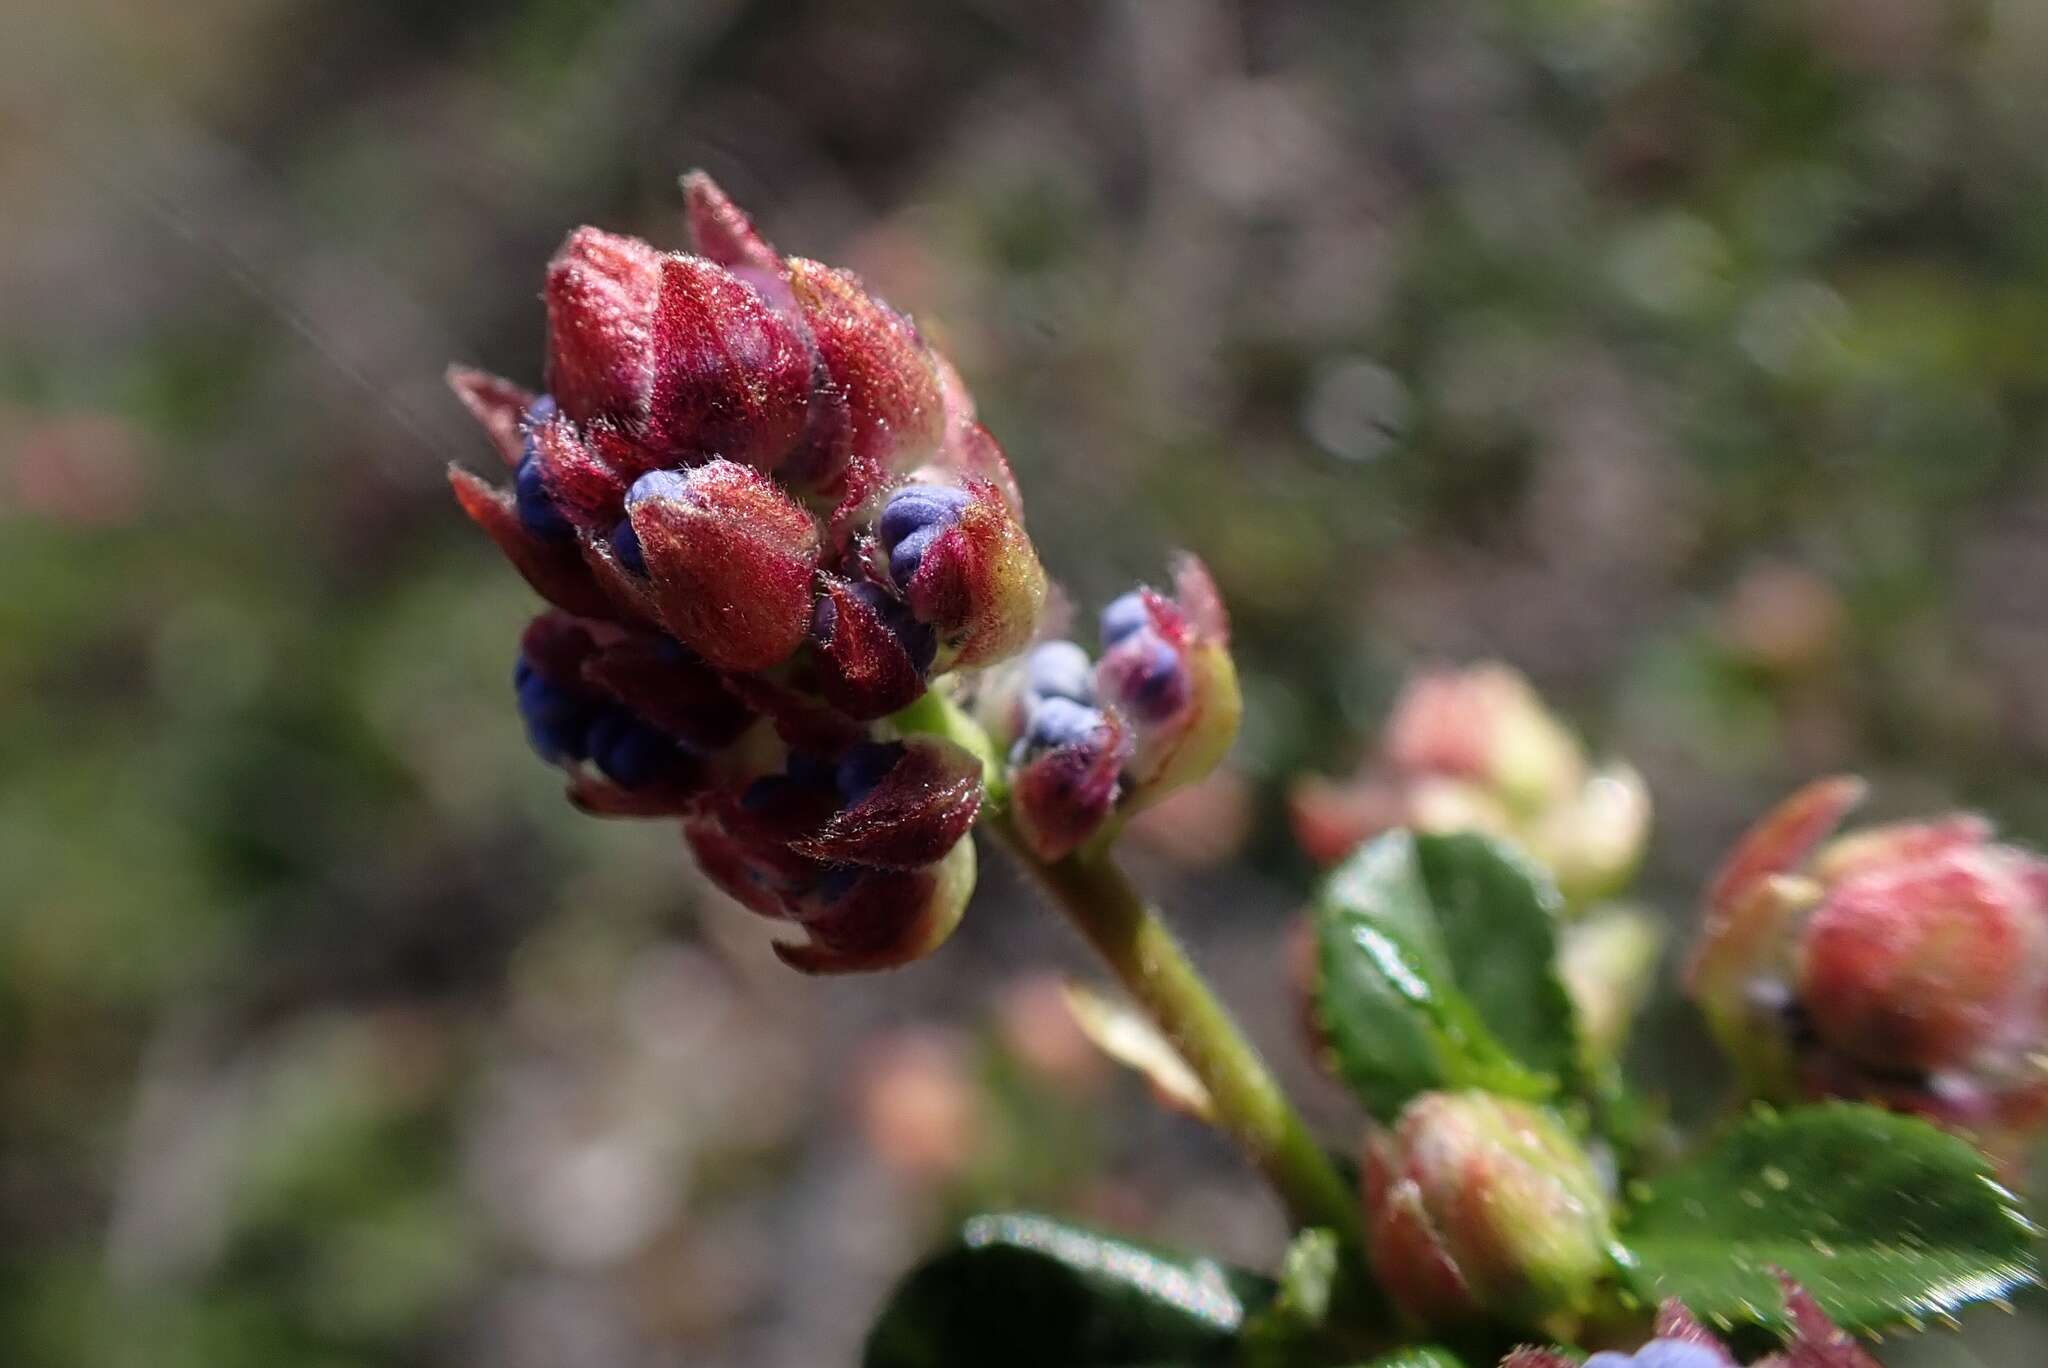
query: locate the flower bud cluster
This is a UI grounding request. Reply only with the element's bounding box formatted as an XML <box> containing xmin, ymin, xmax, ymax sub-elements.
<box><xmin>449</xmin><ymin>175</ymin><xmax>1048</xmax><ymax>971</ymax></box>
<box><xmin>976</xmin><ymin>555</ymin><xmax>1243</xmax><ymax>861</ymax></box>
<box><xmin>1690</xmin><ymin>776</ymin><xmax>2048</xmax><ymax>1155</ymax></box>
<box><xmin>1290</xmin><ymin>663</ymin><xmax>1650</xmax><ymax>908</ymax></box>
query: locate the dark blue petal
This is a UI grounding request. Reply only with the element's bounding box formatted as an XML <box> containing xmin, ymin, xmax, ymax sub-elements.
<box><xmin>1099</xmin><ymin>592</ymin><xmax>1150</xmax><ymax>648</ymax></box>
<box><xmin>589</xmin><ymin>713</ymin><xmax>681</xmax><ymax>790</ymax></box>
<box><xmin>609</xmin><ymin>517</ymin><xmax>646</xmax><ymax>576</ymax></box>
<box><xmin>888</xmin><ymin>524</ymin><xmax>940</xmax><ymax>589</ymax></box>
<box><xmin>835</xmin><ymin>740</ymin><xmax>904</xmax><ymax>805</ymax></box>
<box><xmin>877</xmin><ymin>484</ymin><xmax>970</xmax><ymax>550</ymax></box>
<box><xmin>786</xmin><ymin>751</ymin><xmax>837</xmax><ymax>789</ymax></box>
<box><xmin>514</xmin><ymin>455</ymin><xmax>575</xmax><ymax>540</ymax></box>
<box><xmin>817</xmin><ymin>864</ymin><xmax>865</xmax><ymax>903</ymax></box>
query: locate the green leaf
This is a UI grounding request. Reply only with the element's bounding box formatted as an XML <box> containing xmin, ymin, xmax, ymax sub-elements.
<box><xmin>1619</xmin><ymin>1103</ymin><xmax>2041</xmax><ymax>1333</ymax></box>
<box><xmin>862</xmin><ymin>1212</ymin><xmax>1273</xmax><ymax>1368</ymax></box>
<box><xmin>1356</xmin><ymin>1351</ymin><xmax>1469</xmax><ymax>1368</ymax></box>
<box><xmin>1314</xmin><ymin>830</ymin><xmax>1578</xmax><ymax>1118</ymax></box>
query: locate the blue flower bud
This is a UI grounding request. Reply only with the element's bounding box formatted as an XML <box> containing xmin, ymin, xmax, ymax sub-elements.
<box><xmin>836</xmin><ymin>740</ymin><xmax>905</xmax><ymax>806</ymax></box>
<box><xmin>1024</xmin><ymin>640</ymin><xmax>1095</xmax><ymax>705</ymax></box>
<box><xmin>1099</xmin><ymin>591</ymin><xmax>1150</xmax><ymax>648</ymax></box>
<box><xmin>514</xmin><ymin>454</ymin><xmax>575</xmax><ymax>540</ymax></box>
<box><xmin>609</xmin><ymin>516</ymin><xmax>646</xmax><ymax>576</ymax></box>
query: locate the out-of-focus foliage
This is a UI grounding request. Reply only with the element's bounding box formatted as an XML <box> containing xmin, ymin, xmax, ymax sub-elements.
<box><xmin>6</xmin><ymin>1</ymin><xmax>2048</xmax><ymax>1364</ymax></box>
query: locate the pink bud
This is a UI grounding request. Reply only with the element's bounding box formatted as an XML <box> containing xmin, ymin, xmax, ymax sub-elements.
<box><xmin>1383</xmin><ymin>664</ymin><xmax>1582</xmax><ymax>813</ymax></box>
<box><xmin>624</xmin><ymin>459</ymin><xmax>821</xmax><ymax>672</ymax></box>
<box><xmin>1363</xmin><ymin>1091</ymin><xmax>1614</xmax><ymax>1328</ymax></box>
<box><xmin>1692</xmin><ymin>778</ymin><xmax>2048</xmax><ymax>1150</ymax></box>
<box><xmin>1798</xmin><ymin>842</ymin><xmax>2045</xmax><ymax>1073</ymax></box>
<box><xmin>545</xmin><ymin>227</ymin><xmax>664</xmax><ymax>425</ymax></box>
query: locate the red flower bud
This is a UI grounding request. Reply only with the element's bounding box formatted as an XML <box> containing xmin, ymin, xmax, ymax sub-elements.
<box><xmin>1363</xmin><ymin>1091</ymin><xmax>1614</xmax><ymax>1329</ymax></box>
<box><xmin>545</xmin><ymin>227</ymin><xmax>664</xmax><ymax>426</ymax></box>
<box><xmin>808</xmin><ymin>577</ymin><xmax>930</xmax><ymax>720</ymax></box>
<box><xmin>1009</xmin><ymin>706</ymin><xmax>1134</xmax><ymax>862</ymax></box>
<box><xmin>624</xmin><ymin>459</ymin><xmax>821</xmax><ymax>672</ymax></box>
<box><xmin>777</xmin><ymin>839</ymin><xmax>975</xmax><ymax>975</ymax></box>
<box><xmin>645</xmin><ymin>254</ymin><xmax>812</xmax><ymax>469</ymax></box>
<box><xmin>1093</xmin><ymin>556</ymin><xmax>1240</xmax><ymax>809</ymax></box>
<box><xmin>786</xmin><ymin>257</ymin><xmax>945</xmax><ymax>481</ymax></box>
<box><xmin>899</xmin><ymin>480</ymin><xmax>1050</xmax><ymax>669</ymax></box>
<box><xmin>790</xmin><ymin>737</ymin><xmax>984</xmax><ymax>870</ymax></box>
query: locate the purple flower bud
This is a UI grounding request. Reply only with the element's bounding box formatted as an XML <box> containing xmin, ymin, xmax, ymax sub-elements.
<box><xmin>1023</xmin><ymin>640</ymin><xmax>1095</xmax><ymax>705</ymax></box>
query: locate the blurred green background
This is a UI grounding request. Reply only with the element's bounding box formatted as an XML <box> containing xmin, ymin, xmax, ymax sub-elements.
<box><xmin>7</xmin><ymin>1</ymin><xmax>2048</xmax><ymax>1363</ymax></box>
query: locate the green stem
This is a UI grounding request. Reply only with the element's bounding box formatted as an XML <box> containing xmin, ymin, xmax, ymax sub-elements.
<box><xmin>992</xmin><ymin>816</ymin><xmax>1360</xmax><ymax>1246</ymax></box>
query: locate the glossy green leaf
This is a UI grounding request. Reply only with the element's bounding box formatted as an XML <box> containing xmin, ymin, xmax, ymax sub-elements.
<box><xmin>862</xmin><ymin>1212</ymin><xmax>1273</xmax><ymax>1368</ymax></box>
<box><xmin>1357</xmin><ymin>1351</ymin><xmax>1468</xmax><ymax>1368</ymax></box>
<box><xmin>1619</xmin><ymin>1103</ymin><xmax>2041</xmax><ymax>1333</ymax></box>
<box><xmin>1314</xmin><ymin>830</ymin><xmax>1577</xmax><ymax>1118</ymax></box>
